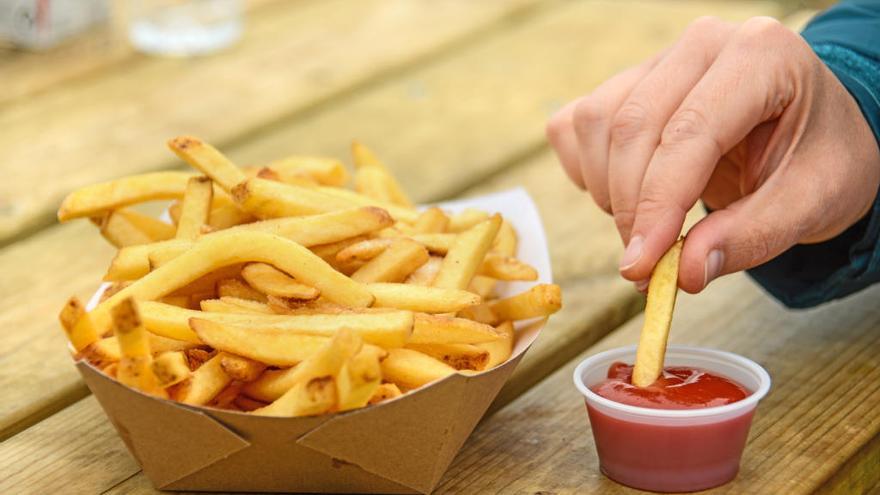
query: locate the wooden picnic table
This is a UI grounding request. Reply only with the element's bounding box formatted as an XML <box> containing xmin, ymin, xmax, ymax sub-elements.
<box><xmin>3</xmin><ymin>1</ymin><xmax>876</xmax><ymax>493</ymax></box>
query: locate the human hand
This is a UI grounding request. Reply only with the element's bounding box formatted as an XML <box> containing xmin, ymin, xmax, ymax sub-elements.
<box><xmin>546</xmin><ymin>16</ymin><xmax>880</xmax><ymax>293</ymax></box>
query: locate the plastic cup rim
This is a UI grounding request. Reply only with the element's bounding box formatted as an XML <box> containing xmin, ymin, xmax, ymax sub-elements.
<box><xmin>572</xmin><ymin>344</ymin><xmax>771</xmax><ymax>419</ymax></box>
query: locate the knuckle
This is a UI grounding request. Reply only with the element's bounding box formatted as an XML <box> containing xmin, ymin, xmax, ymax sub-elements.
<box><xmin>610</xmin><ymin>101</ymin><xmax>651</xmax><ymax>145</ymax></box>
<box><xmin>572</xmin><ymin>97</ymin><xmax>606</xmax><ymax>129</ymax></box>
<box><xmin>661</xmin><ymin>107</ymin><xmax>709</xmax><ymax>147</ymax></box>
<box><xmin>736</xmin><ymin>16</ymin><xmax>786</xmax><ymax>47</ymax></box>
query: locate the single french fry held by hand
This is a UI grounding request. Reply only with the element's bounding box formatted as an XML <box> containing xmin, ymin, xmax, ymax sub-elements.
<box><xmin>351</xmin><ymin>239</ymin><xmax>429</xmax><ymax>283</ymax></box>
<box><xmin>168</xmin><ymin>136</ymin><xmax>247</xmax><ymax>192</ymax></box>
<box><xmin>241</xmin><ymin>263</ymin><xmax>320</xmax><ymax>300</ymax></box>
<box><xmin>632</xmin><ymin>239</ymin><xmax>684</xmax><ymax>388</ymax></box>
<box><xmin>381</xmin><ymin>348</ymin><xmax>456</xmax><ymax>390</ymax></box>
<box><xmin>58</xmin><ymin>171</ymin><xmax>195</xmax><ymax>221</ymax></box>
<box><xmin>173</xmin><ymin>353</ymin><xmax>231</xmax><ymax>405</ymax></box>
<box><xmin>433</xmin><ymin>215</ymin><xmax>502</xmax><ymax>290</ymax></box>
<box><xmin>175</xmin><ymin>176</ymin><xmax>214</xmax><ymax>240</ymax></box>
<box><xmin>111</xmin><ymin>298</ymin><xmax>167</xmax><ymax>398</ymax></box>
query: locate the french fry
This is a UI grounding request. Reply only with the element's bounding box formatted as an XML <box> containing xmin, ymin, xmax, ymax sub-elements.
<box><xmin>220</xmin><ymin>353</ymin><xmax>267</xmax><ymax>382</ymax></box>
<box><xmin>59</xmin><ymin>296</ymin><xmax>98</xmax><ymax>352</ymax></box>
<box><xmin>152</xmin><ymin>351</ymin><xmax>191</xmax><ymax>387</ymax></box>
<box><xmin>149</xmin><ymin>333</ymin><xmax>200</xmax><ymax>353</ymax></box>
<box><xmin>467</xmin><ymin>275</ymin><xmax>497</xmax><ymax>300</ymax></box>
<box><xmin>368</xmin><ymin>283</ymin><xmax>479</xmax><ymax>313</ymax></box>
<box><xmin>234</xmin><ymin>394</ymin><xmax>268</xmax><ymax>412</ymax></box>
<box><xmin>200</xmin><ymin>297</ymin><xmax>274</xmax><ymax>314</ymax></box>
<box><xmin>337</xmin><ymin>346</ymin><xmax>383</xmax><ymax>411</ymax></box>
<box><xmin>58</xmin><ymin>171</ymin><xmax>195</xmax><ymax>221</ymax></box>
<box><xmin>404</xmin><ymin>256</ymin><xmax>443</xmax><ymax>286</ymax></box>
<box><xmin>190</xmin><ymin>318</ymin><xmax>330</xmax><ymax>366</ymax></box>
<box><xmin>493</xmin><ymin>220</ymin><xmax>517</xmax><ymax>256</ymax></box>
<box><xmin>168</xmin><ymin>264</ymin><xmax>243</xmax><ymax>298</ymax></box>
<box><xmin>413</xmin><ymin>207</ymin><xmax>450</xmax><ymax>233</ymax></box>
<box><xmin>258</xmin><ymin>166</ymin><xmax>317</xmax><ymax>186</ymax></box>
<box><xmin>93</xmin><ymin>230</ymin><xmax>375</xmax><ymax>333</ymax></box>
<box><xmin>433</xmin><ymin>215</ymin><xmax>502</xmax><ymax>290</ymax></box>
<box><xmin>479</xmin><ymin>284</ymin><xmax>562</xmax><ymax>324</ymax></box>
<box><xmin>410</xmin><ymin>313</ymin><xmax>500</xmax><ymax>345</ymax></box>
<box><xmin>252</xmin><ymin>329</ymin><xmax>361</xmax><ymax>415</ymax></box>
<box><xmin>241</xmin><ymin>263</ymin><xmax>320</xmax><ymax>300</ymax></box>
<box><xmin>447</xmin><ymin>208</ymin><xmax>489</xmax><ymax>232</ymax></box>
<box><xmin>478</xmin><ymin>255</ymin><xmax>538</xmax><ymax>281</ymax></box>
<box><xmin>173</xmin><ymin>353</ymin><xmax>231</xmax><ymax>405</ymax></box>
<box><xmin>111</xmin><ymin>298</ymin><xmax>166</xmax><ymax>398</ymax></box>
<box><xmin>457</xmin><ymin>303</ymin><xmax>498</xmax><ymax>326</ymax></box>
<box><xmin>632</xmin><ymin>239</ymin><xmax>683</xmax><ymax>388</ymax></box>
<box><xmin>406</xmin><ymin>343</ymin><xmax>489</xmax><ymax>371</ymax></box>
<box><xmin>233</xmin><ymin>177</ymin><xmax>355</xmax><ymax>218</ymax></box>
<box><xmin>216</xmin><ymin>278</ymin><xmax>267</xmax><ymax>303</ymax></box>
<box><xmin>368</xmin><ymin>383</ymin><xmax>402</xmax><ymax>405</ymax></box>
<box><xmin>409</xmin><ymin>233</ymin><xmax>455</xmax><ymax>254</ymax></box>
<box><xmin>208</xmin><ymin>201</ymin><xmax>254</xmax><ymax>229</ymax></box>
<box><xmin>265</xmin><ymin>156</ymin><xmax>349</xmax><ymax>186</ymax></box>
<box><xmin>209</xmin><ymin>382</ymin><xmax>245</xmax><ymax>410</ymax></box>
<box><xmin>104</xmin><ymin>239</ymin><xmax>189</xmax><ymax>281</ymax></box>
<box><xmin>159</xmin><ymin>295</ymin><xmax>191</xmax><ymax>308</ymax></box>
<box><xmin>336</xmin><ymin>238</ymin><xmax>393</xmax><ymax>263</ymax></box>
<box><xmin>351</xmin><ymin>239</ymin><xmax>428</xmax><ymax>283</ymax></box>
<box><xmin>315</xmin><ymin>185</ymin><xmax>418</xmax><ymax>223</ymax></box>
<box><xmin>175</xmin><ymin>176</ymin><xmax>214</xmax><ymax>240</ymax></box>
<box><xmin>97</xmin><ymin>209</ymin><xmax>174</xmax><ymax>247</ymax></box>
<box><xmin>185</xmin><ymin>348</ymin><xmax>215</xmax><ymax>370</ymax></box>
<box><xmin>167</xmin><ymin>136</ymin><xmax>247</xmax><ymax>192</ymax></box>
<box><xmin>351</xmin><ymin>141</ymin><xmax>413</xmax><ymax>208</ymax></box>
<box><xmin>381</xmin><ymin>348</ymin><xmax>456</xmax><ymax>390</ymax></box>
<box><xmin>476</xmin><ymin>321</ymin><xmax>514</xmax><ymax>369</ymax></box>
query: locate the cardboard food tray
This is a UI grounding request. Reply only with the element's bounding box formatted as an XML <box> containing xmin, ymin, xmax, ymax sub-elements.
<box><xmin>76</xmin><ymin>187</ymin><xmax>552</xmax><ymax>494</ymax></box>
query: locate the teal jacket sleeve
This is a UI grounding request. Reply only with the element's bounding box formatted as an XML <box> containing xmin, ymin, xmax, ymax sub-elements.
<box><xmin>745</xmin><ymin>0</ymin><xmax>880</xmax><ymax>308</ymax></box>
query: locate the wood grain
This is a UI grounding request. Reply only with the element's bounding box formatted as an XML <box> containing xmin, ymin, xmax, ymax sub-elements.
<box><xmin>0</xmin><ymin>0</ymin><xmax>541</xmax><ymax>244</ymax></box>
<box><xmin>437</xmin><ymin>275</ymin><xmax>880</xmax><ymax>494</ymax></box>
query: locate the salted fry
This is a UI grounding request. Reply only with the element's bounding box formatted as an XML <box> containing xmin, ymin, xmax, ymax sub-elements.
<box><xmin>315</xmin><ymin>185</ymin><xmax>418</xmax><ymax>223</ymax></box>
<box><xmin>433</xmin><ymin>215</ymin><xmax>502</xmax><ymax>290</ymax></box>
<box><xmin>241</xmin><ymin>263</ymin><xmax>320</xmax><ymax>300</ymax></box>
<box><xmin>233</xmin><ymin>177</ymin><xmax>356</xmax><ymax>218</ymax></box>
<box><xmin>175</xmin><ymin>176</ymin><xmax>214</xmax><ymax>240</ymax></box>
<box><xmin>467</xmin><ymin>275</ymin><xmax>497</xmax><ymax>300</ymax></box>
<box><xmin>253</xmin><ymin>329</ymin><xmax>361</xmax><ymax>415</ymax></box>
<box><xmin>336</xmin><ymin>238</ymin><xmax>392</xmax><ymax>263</ymax></box>
<box><xmin>405</xmin><ymin>256</ymin><xmax>443</xmax><ymax>286</ymax></box>
<box><xmin>478</xmin><ymin>255</ymin><xmax>538</xmax><ymax>281</ymax></box>
<box><xmin>111</xmin><ymin>298</ymin><xmax>166</xmax><ymax>397</ymax></box>
<box><xmin>351</xmin><ymin>239</ymin><xmax>428</xmax><ymax>283</ymax></box>
<box><xmin>208</xmin><ymin>201</ymin><xmax>254</xmax><ymax>229</ymax></box>
<box><xmin>476</xmin><ymin>321</ymin><xmax>514</xmax><ymax>369</ymax></box>
<box><xmin>368</xmin><ymin>383</ymin><xmax>402</xmax><ymax>405</ymax></box>
<box><xmin>381</xmin><ymin>348</ymin><xmax>456</xmax><ymax>390</ymax></box>
<box><xmin>152</xmin><ymin>351</ymin><xmax>191</xmax><ymax>387</ymax></box>
<box><xmin>447</xmin><ymin>208</ymin><xmax>489</xmax><ymax>232</ymax></box>
<box><xmin>149</xmin><ymin>333</ymin><xmax>199</xmax><ymax>353</ymax></box>
<box><xmin>411</xmin><ymin>313</ymin><xmax>500</xmax><ymax>345</ymax></box>
<box><xmin>493</xmin><ymin>220</ymin><xmax>517</xmax><ymax>256</ymax></box>
<box><xmin>409</xmin><ymin>233</ymin><xmax>455</xmax><ymax>254</ymax></box>
<box><xmin>220</xmin><ymin>353</ymin><xmax>267</xmax><ymax>382</ymax></box>
<box><xmin>168</xmin><ymin>136</ymin><xmax>247</xmax><ymax>192</ymax></box>
<box><xmin>209</xmin><ymin>382</ymin><xmax>245</xmax><ymax>409</ymax></box>
<box><xmin>59</xmin><ymin>297</ymin><xmax>98</xmax><ymax>352</ymax></box>
<box><xmin>406</xmin><ymin>343</ymin><xmax>489</xmax><ymax>371</ymax></box>
<box><xmin>173</xmin><ymin>353</ymin><xmax>231</xmax><ymax>405</ymax></box>
<box><xmin>632</xmin><ymin>239</ymin><xmax>683</xmax><ymax>388</ymax></box>
<box><xmin>97</xmin><ymin>209</ymin><xmax>174</xmax><ymax>247</ymax></box>
<box><xmin>351</xmin><ymin>141</ymin><xmax>413</xmax><ymax>207</ymax></box>
<box><xmin>369</xmin><ymin>283</ymin><xmax>479</xmax><ymax>313</ymax></box>
<box><xmin>265</xmin><ymin>156</ymin><xmax>349</xmax><ymax>186</ymax></box>
<box><xmin>337</xmin><ymin>346</ymin><xmax>383</xmax><ymax>411</ymax></box>
<box><xmin>58</xmin><ymin>171</ymin><xmax>195</xmax><ymax>221</ymax></box>
<box><xmin>413</xmin><ymin>207</ymin><xmax>449</xmax><ymax>233</ymax></box>
<box><xmin>190</xmin><ymin>318</ymin><xmax>330</xmax><ymax>366</ymax></box>
<box><xmin>217</xmin><ymin>278</ymin><xmax>267</xmax><ymax>303</ymax></box>
<box><xmin>200</xmin><ymin>297</ymin><xmax>274</xmax><ymax>314</ymax></box>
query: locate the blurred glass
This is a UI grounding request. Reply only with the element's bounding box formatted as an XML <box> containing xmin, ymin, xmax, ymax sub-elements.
<box><xmin>128</xmin><ymin>0</ymin><xmax>241</xmax><ymax>56</ymax></box>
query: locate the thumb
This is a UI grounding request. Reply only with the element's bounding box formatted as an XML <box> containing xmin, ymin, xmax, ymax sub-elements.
<box><xmin>679</xmin><ymin>180</ymin><xmax>807</xmax><ymax>293</ymax></box>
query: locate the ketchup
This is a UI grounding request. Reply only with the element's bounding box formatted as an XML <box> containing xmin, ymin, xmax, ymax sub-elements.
<box><xmin>591</xmin><ymin>362</ymin><xmax>749</xmax><ymax>410</ymax></box>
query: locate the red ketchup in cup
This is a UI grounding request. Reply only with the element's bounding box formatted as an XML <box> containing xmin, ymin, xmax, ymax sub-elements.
<box><xmin>573</xmin><ymin>346</ymin><xmax>771</xmax><ymax>493</ymax></box>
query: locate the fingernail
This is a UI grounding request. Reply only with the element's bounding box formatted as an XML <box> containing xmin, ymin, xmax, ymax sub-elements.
<box><xmin>704</xmin><ymin>249</ymin><xmax>724</xmax><ymax>288</ymax></box>
<box><xmin>635</xmin><ymin>279</ymin><xmax>649</xmax><ymax>292</ymax></box>
<box><xmin>619</xmin><ymin>235</ymin><xmax>644</xmax><ymax>271</ymax></box>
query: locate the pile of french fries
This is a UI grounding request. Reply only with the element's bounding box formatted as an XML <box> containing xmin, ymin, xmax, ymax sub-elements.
<box><xmin>57</xmin><ymin>137</ymin><xmax>562</xmax><ymax>417</ymax></box>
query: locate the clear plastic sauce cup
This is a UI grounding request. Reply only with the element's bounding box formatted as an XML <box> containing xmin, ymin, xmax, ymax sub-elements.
<box><xmin>573</xmin><ymin>345</ymin><xmax>771</xmax><ymax>493</ymax></box>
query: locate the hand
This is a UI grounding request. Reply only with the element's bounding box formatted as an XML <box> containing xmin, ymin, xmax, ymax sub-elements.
<box><xmin>546</xmin><ymin>16</ymin><xmax>880</xmax><ymax>293</ymax></box>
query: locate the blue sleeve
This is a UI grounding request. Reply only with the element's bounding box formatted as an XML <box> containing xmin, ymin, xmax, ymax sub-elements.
<box><xmin>744</xmin><ymin>0</ymin><xmax>880</xmax><ymax>308</ymax></box>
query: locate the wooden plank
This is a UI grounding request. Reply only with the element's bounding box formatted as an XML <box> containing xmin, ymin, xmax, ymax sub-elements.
<box><xmin>0</xmin><ymin>0</ymin><xmax>276</xmax><ymax>107</ymax></box>
<box><xmin>228</xmin><ymin>0</ymin><xmax>780</xmax><ymax>204</ymax></box>
<box><xmin>0</xmin><ymin>0</ymin><xmax>777</xmax><ymax>441</ymax></box>
<box><xmin>0</xmin><ymin>0</ymin><xmax>542</xmax><ymax>244</ymax></box>
<box><xmin>436</xmin><ymin>275</ymin><xmax>880</xmax><ymax>494</ymax></box>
